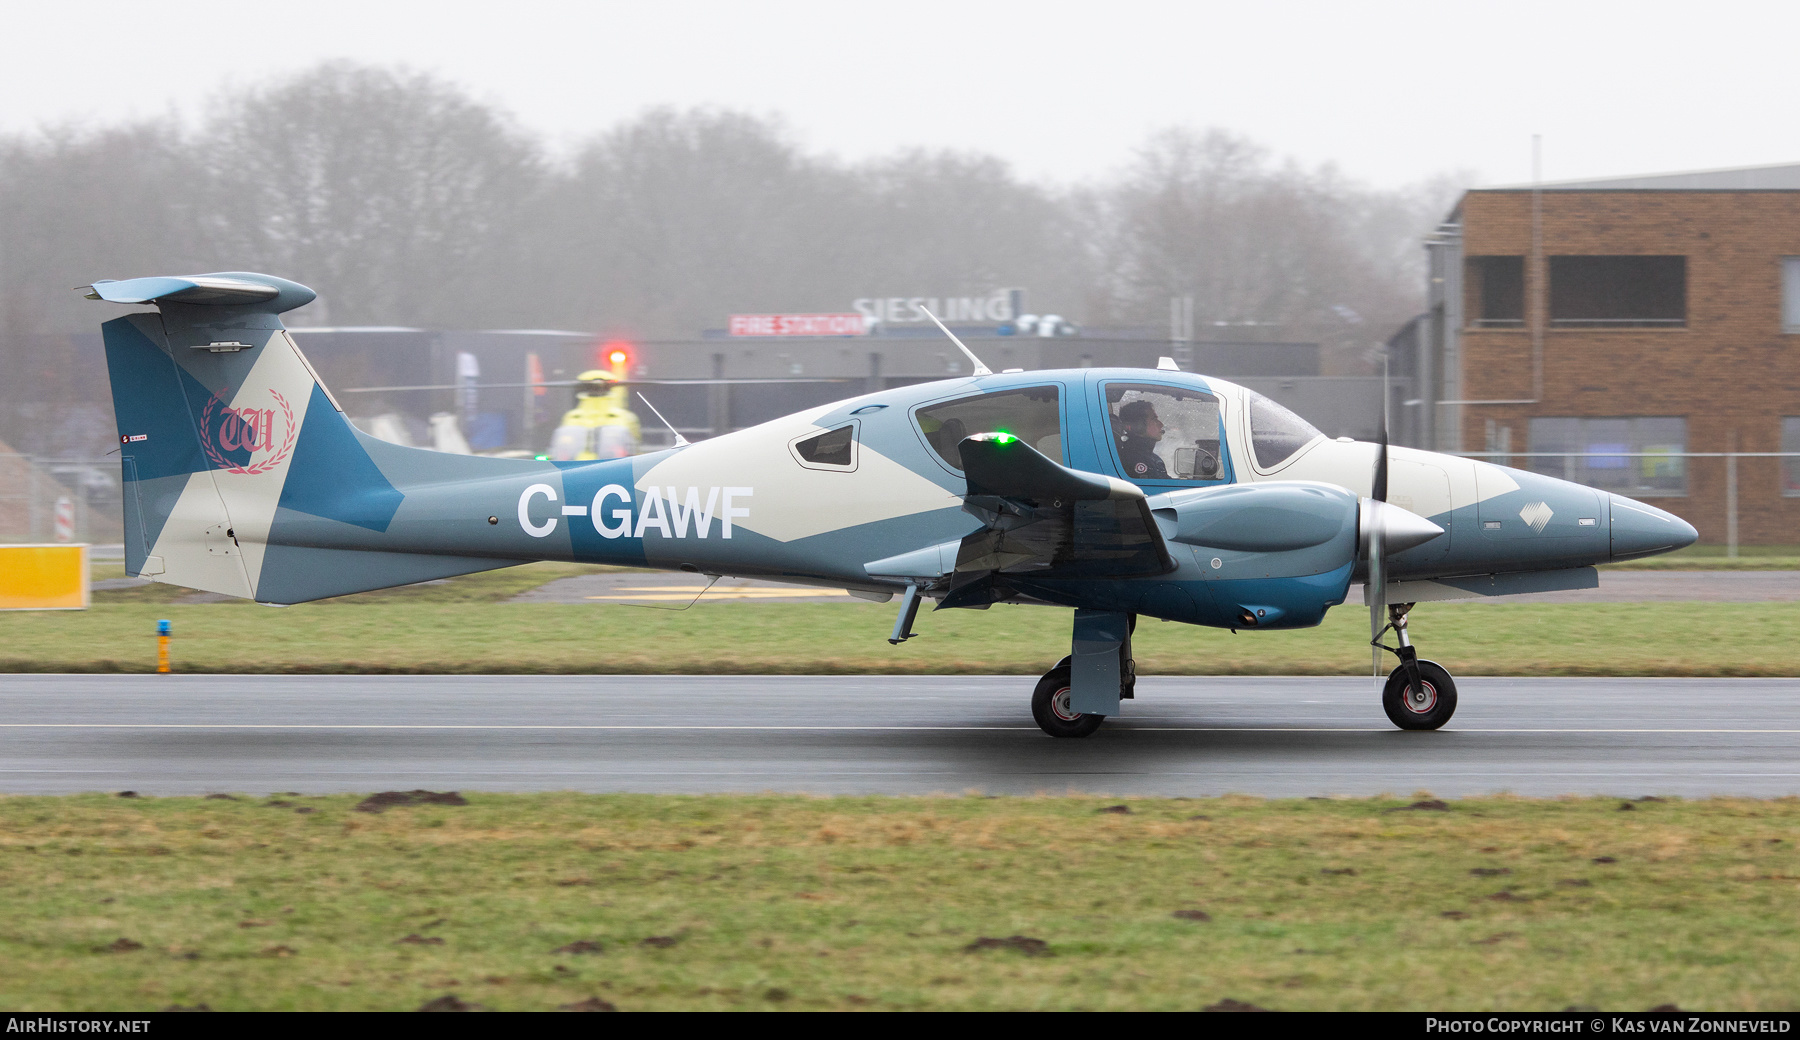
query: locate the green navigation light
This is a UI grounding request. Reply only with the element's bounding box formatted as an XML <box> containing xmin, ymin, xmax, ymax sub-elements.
<box><xmin>993</xmin><ymin>432</ymin><xmax>1016</xmax><ymax>445</ymax></box>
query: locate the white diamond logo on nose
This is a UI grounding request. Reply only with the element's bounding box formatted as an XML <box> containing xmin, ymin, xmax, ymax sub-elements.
<box><xmin>1519</xmin><ymin>501</ymin><xmax>1554</xmax><ymax>532</ymax></box>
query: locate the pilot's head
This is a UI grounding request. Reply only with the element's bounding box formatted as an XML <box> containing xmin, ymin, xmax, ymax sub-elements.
<box><xmin>1117</xmin><ymin>400</ymin><xmax>1164</xmax><ymax>442</ymax></box>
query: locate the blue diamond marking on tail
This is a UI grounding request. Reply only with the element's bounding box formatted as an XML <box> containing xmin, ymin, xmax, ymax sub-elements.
<box><xmin>276</xmin><ymin>385</ymin><xmax>404</xmax><ymax>533</ymax></box>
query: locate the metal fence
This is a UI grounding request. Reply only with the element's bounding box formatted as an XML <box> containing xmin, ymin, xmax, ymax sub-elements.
<box><xmin>0</xmin><ymin>454</ymin><xmax>123</xmax><ymax>545</ymax></box>
<box><xmin>1454</xmin><ymin>452</ymin><xmax>1800</xmax><ymax>556</ymax></box>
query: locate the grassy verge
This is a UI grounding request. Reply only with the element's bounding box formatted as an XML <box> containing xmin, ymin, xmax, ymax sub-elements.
<box><xmin>2</xmin><ymin>596</ymin><xmax>1798</xmax><ymax>676</ymax></box>
<box><xmin>0</xmin><ymin>793</ymin><xmax>1795</xmax><ymax>1011</ymax></box>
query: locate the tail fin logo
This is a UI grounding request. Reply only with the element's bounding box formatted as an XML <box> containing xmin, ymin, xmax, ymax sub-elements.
<box><xmin>200</xmin><ymin>387</ymin><xmax>297</xmax><ymax>475</ymax></box>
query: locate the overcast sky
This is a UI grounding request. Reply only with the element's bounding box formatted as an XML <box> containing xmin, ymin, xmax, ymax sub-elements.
<box><xmin>5</xmin><ymin>0</ymin><xmax>1794</xmax><ymax>190</ymax></box>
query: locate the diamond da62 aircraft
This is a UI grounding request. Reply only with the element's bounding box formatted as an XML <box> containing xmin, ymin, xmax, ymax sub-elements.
<box><xmin>86</xmin><ymin>272</ymin><xmax>1698</xmax><ymax>737</ymax></box>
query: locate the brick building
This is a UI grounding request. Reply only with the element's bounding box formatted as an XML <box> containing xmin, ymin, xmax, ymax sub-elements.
<box><xmin>1408</xmin><ymin>163</ymin><xmax>1800</xmax><ymax>545</ymax></box>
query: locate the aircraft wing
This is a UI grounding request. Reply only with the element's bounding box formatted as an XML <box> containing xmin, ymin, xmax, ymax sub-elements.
<box><xmin>939</xmin><ymin>432</ymin><xmax>1175</xmax><ymax>608</ymax></box>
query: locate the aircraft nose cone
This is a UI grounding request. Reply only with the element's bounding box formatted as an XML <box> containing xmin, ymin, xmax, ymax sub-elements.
<box><xmin>1360</xmin><ymin>499</ymin><xmax>1445</xmax><ymax>556</ymax></box>
<box><xmin>1610</xmin><ymin>495</ymin><xmax>1698</xmax><ymax>561</ymax></box>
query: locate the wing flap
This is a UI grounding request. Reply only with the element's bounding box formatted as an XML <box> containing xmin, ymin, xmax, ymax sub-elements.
<box><xmin>940</xmin><ymin>433</ymin><xmax>1174</xmax><ymax>608</ymax></box>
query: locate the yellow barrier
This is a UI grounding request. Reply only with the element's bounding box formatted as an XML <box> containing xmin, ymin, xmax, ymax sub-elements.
<box><xmin>0</xmin><ymin>544</ymin><xmax>90</xmax><ymax>611</ymax></box>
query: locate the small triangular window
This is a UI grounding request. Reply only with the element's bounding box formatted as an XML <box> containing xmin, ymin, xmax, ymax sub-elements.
<box><xmin>793</xmin><ymin>424</ymin><xmax>856</xmax><ymax>469</ymax></box>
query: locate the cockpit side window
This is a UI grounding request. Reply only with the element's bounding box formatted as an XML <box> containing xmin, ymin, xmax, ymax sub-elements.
<box><xmin>914</xmin><ymin>386</ymin><xmax>1061</xmax><ymax>470</ymax></box>
<box><xmin>1247</xmin><ymin>390</ymin><xmax>1324</xmax><ymax>469</ymax></box>
<box><xmin>790</xmin><ymin>422</ymin><xmax>858</xmax><ymax>471</ymax></box>
<box><xmin>1104</xmin><ymin>383</ymin><xmax>1226</xmax><ymax>483</ymax></box>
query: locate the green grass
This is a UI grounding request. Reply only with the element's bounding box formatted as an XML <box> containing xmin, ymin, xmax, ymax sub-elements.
<box><xmin>1</xmin><ymin>793</ymin><xmax>1795</xmax><ymax>1011</ymax></box>
<box><xmin>2</xmin><ymin>595</ymin><xmax>1797</xmax><ymax>676</ymax></box>
<box><xmin>4</xmin><ymin>560</ymin><xmax>1793</xmax><ymax>675</ymax></box>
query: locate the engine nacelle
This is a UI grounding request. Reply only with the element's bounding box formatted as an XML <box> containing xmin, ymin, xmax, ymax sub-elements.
<box><xmin>1148</xmin><ymin>481</ymin><xmax>1362</xmax><ymax>629</ymax></box>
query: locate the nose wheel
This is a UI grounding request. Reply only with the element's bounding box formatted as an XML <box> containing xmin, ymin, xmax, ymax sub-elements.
<box><xmin>1381</xmin><ymin>658</ymin><xmax>1457</xmax><ymax>730</ymax></box>
<box><xmin>1373</xmin><ymin>602</ymin><xmax>1458</xmax><ymax>731</ymax></box>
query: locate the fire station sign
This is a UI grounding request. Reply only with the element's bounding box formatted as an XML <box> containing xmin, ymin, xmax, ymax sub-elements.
<box><xmin>729</xmin><ymin>313</ymin><xmax>868</xmax><ymax>337</ymax></box>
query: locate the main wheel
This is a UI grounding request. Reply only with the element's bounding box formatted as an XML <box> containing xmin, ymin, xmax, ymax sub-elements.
<box><xmin>1382</xmin><ymin>659</ymin><xmax>1458</xmax><ymax>731</ymax></box>
<box><xmin>1031</xmin><ymin>663</ymin><xmax>1105</xmax><ymax>738</ymax></box>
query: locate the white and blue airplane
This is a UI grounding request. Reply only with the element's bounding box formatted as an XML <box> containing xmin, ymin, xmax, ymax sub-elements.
<box><xmin>85</xmin><ymin>272</ymin><xmax>1698</xmax><ymax>737</ymax></box>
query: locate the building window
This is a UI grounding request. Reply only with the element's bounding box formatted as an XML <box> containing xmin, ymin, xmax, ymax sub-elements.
<box><xmin>1529</xmin><ymin>417</ymin><xmax>1687</xmax><ymax>497</ymax></box>
<box><xmin>1783</xmin><ymin>258</ymin><xmax>1800</xmax><ymax>333</ymax></box>
<box><xmin>1783</xmin><ymin>418</ymin><xmax>1800</xmax><ymax>496</ymax></box>
<box><xmin>1549</xmin><ymin>256</ymin><xmax>1686</xmax><ymax>328</ymax></box>
<box><xmin>1466</xmin><ymin>256</ymin><xmax>1525</xmax><ymax>327</ymax></box>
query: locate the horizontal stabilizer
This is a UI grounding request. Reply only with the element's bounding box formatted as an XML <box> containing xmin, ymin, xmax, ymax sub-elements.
<box><xmin>83</xmin><ymin>272</ymin><xmax>316</xmax><ymax>313</ymax></box>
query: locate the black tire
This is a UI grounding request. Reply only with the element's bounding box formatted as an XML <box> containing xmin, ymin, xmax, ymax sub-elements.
<box><xmin>1382</xmin><ymin>659</ymin><xmax>1458</xmax><ymax>731</ymax></box>
<box><xmin>1031</xmin><ymin>664</ymin><xmax>1106</xmax><ymax>738</ymax></box>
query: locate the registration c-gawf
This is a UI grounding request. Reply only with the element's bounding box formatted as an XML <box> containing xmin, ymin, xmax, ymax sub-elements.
<box><xmin>518</xmin><ymin>484</ymin><xmax>752</xmax><ymax>539</ymax></box>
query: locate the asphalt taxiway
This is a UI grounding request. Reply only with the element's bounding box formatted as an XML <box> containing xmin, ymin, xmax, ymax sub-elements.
<box><xmin>2</xmin><ymin>674</ymin><xmax>1796</xmax><ymax>799</ymax></box>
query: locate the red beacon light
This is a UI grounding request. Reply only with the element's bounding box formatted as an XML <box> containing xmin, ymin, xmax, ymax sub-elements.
<box><xmin>598</xmin><ymin>340</ymin><xmax>633</xmax><ymax>378</ymax></box>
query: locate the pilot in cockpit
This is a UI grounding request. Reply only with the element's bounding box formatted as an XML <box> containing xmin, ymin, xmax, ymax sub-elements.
<box><xmin>1114</xmin><ymin>400</ymin><xmax>1168</xmax><ymax>479</ymax></box>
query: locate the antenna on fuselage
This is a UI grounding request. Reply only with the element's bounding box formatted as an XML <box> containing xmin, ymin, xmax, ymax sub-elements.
<box><xmin>919</xmin><ymin>306</ymin><xmax>992</xmax><ymax>376</ymax></box>
<box><xmin>635</xmin><ymin>392</ymin><xmax>690</xmax><ymax>447</ymax></box>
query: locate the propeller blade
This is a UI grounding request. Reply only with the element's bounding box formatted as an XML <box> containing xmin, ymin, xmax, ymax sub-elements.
<box><xmin>1372</xmin><ymin>350</ymin><xmax>1391</xmax><ymax>503</ymax></box>
<box><xmin>1369</xmin><ymin>351</ymin><xmax>1392</xmax><ymax>680</ymax></box>
<box><xmin>1368</xmin><ymin>499</ymin><xmax>1386</xmax><ymax>681</ymax></box>
<box><xmin>1371</xmin><ymin>421</ymin><xmax>1389</xmax><ymax>504</ymax></box>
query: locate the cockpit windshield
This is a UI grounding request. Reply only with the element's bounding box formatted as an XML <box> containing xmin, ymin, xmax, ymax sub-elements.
<box><xmin>1246</xmin><ymin>390</ymin><xmax>1323</xmax><ymax>469</ymax></box>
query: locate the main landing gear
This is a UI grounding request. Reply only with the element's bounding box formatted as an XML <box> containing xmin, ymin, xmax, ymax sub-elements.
<box><xmin>1372</xmin><ymin>602</ymin><xmax>1458</xmax><ymax>730</ymax></box>
<box><xmin>1030</xmin><ymin>612</ymin><xmax>1136</xmax><ymax>738</ymax></box>
<box><xmin>1031</xmin><ymin>661</ymin><xmax>1105</xmax><ymax>738</ymax></box>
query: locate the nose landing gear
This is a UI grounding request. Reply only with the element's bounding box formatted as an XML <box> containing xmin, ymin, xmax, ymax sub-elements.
<box><xmin>1373</xmin><ymin>602</ymin><xmax>1458</xmax><ymax>730</ymax></box>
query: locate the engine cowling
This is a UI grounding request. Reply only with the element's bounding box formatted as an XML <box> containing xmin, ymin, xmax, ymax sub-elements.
<box><xmin>1148</xmin><ymin>481</ymin><xmax>1441</xmax><ymax>629</ymax></box>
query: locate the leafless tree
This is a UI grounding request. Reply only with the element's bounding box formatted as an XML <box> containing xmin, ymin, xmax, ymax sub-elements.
<box><xmin>532</xmin><ymin>107</ymin><xmax>857</xmax><ymax>335</ymax></box>
<box><xmin>0</xmin><ymin>61</ymin><xmax>1467</xmax><ymax>454</ymax></box>
<box><xmin>195</xmin><ymin>62</ymin><xmax>543</xmax><ymax>327</ymax></box>
<box><xmin>1093</xmin><ymin>128</ymin><xmax>1467</xmax><ymax>370</ymax></box>
<box><xmin>0</xmin><ymin>121</ymin><xmax>203</xmax><ymax>452</ymax></box>
<box><xmin>844</xmin><ymin>148</ymin><xmax>1090</xmax><ymax>316</ymax></box>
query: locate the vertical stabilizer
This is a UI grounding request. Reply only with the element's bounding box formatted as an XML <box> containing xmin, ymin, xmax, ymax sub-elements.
<box><xmin>90</xmin><ymin>272</ymin><xmax>517</xmax><ymax>602</ymax></box>
<box><xmin>94</xmin><ymin>274</ymin><xmax>323</xmax><ymax>597</ymax></box>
